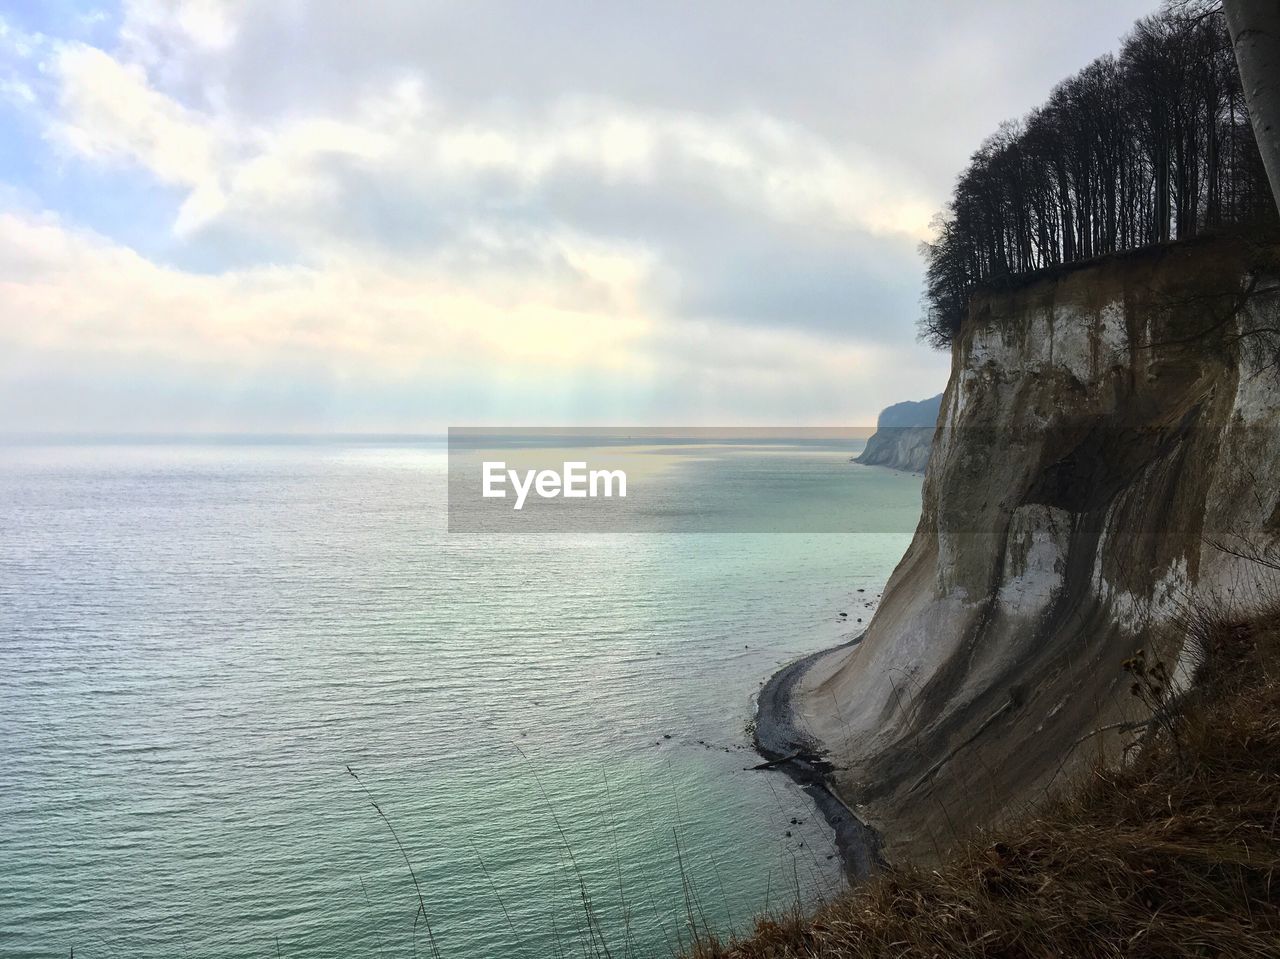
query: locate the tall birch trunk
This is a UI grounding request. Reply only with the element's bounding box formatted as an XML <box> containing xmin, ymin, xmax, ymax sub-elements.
<box><xmin>1223</xmin><ymin>0</ymin><xmax>1280</xmax><ymax>216</ymax></box>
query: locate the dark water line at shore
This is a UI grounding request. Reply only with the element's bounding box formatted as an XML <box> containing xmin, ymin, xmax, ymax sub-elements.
<box><xmin>753</xmin><ymin>636</ymin><xmax>885</xmax><ymax>881</ymax></box>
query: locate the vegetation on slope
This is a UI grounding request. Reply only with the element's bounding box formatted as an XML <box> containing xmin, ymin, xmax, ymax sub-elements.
<box><xmin>690</xmin><ymin>604</ymin><xmax>1280</xmax><ymax>958</ymax></box>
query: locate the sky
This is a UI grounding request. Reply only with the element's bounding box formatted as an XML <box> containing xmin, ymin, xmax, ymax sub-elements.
<box><xmin>0</xmin><ymin>0</ymin><xmax>1158</xmax><ymax>432</ymax></box>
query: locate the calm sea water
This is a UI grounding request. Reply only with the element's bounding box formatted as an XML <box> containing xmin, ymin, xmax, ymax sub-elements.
<box><xmin>0</xmin><ymin>439</ymin><xmax>921</xmax><ymax>958</ymax></box>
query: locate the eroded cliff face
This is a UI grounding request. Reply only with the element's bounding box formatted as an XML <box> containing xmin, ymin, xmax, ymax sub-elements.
<box><xmin>796</xmin><ymin>239</ymin><xmax>1280</xmax><ymax>859</ymax></box>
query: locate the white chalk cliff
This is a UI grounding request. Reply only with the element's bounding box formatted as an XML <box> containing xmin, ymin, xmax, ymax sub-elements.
<box><xmin>797</xmin><ymin>239</ymin><xmax>1280</xmax><ymax>857</ymax></box>
<box><xmin>855</xmin><ymin>395</ymin><xmax>943</xmax><ymax>474</ymax></box>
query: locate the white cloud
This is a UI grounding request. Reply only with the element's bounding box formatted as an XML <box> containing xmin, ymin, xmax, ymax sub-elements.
<box><xmin>121</xmin><ymin>0</ymin><xmax>246</xmax><ymax>59</ymax></box>
<box><xmin>0</xmin><ymin>210</ymin><xmax>654</xmax><ymax>373</ymax></box>
<box><xmin>48</xmin><ymin>42</ymin><xmax>219</xmax><ymax>188</ymax></box>
<box><xmin>2</xmin><ymin>1</ymin><xmax>999</xmax><ymax>430</ymax></box>
<box><xmin>0</xmin><ymin>14</ymin><xmax>47</xmax><ymax>108</ymax></box>
<box><xmin>41</xmin><ymin>36</ymin><xmax>936</xmax><ymax>246</ymax></box>
<box><xmin>0</xmin><ymin>208</ymin><xmax>949</xmax><ymax>430</ymax></box>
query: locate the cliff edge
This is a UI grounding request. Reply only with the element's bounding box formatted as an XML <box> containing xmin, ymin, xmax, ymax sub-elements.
<box><xmin>795</xmin><ymin>238</ymin><xmax>1280</xmax><ymax>860</ymax></box>
<box><xmin>854</xmin><ymin>395</ymin><xmax>942</xmax><ymax>473</ymax></box>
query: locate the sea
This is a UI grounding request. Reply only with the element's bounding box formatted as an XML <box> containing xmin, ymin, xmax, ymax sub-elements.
<box><xmin>0</xmin><ymin>437</ymin><xmax>922</xmax><ymax>958</ymax></box>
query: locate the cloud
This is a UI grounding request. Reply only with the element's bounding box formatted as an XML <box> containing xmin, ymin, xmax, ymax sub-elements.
<box><xmin>0</xmin><ymin>209</ymin><xmax>655</xmax><ymax>372</ymax></box>
<box><xmin>0</xmin><ymin>0</ymin><xmax>1158</xmax><ymax>430</ymax></box>
<box><xmin>44</xmin><ymin>40</ymin><xmax>937</xmax><ymax>247</ymax></box>
<box><xmin>0</xmin><ymin>207</ymin><xmax>949</xmax><ymax>430</ymax></box>
<box><xmin>49</xmin><ymin>42</ymin><xmax>218</xmax><ymax>187</ymax></box>
<box><xmin>125</xmin><ymin>0</ymin><xmax>244</xmax><ymax>53</ymax></box>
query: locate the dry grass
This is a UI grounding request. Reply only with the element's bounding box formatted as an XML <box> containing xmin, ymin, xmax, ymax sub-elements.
<box><xmin>691</xmin><ymin>609</ymin><xmax>1280</xmax><ymax>958</ymax></box>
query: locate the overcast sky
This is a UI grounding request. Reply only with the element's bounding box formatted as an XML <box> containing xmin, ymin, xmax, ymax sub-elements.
<box><xmin>0</xmin><ymin>0</ymin><xmax>1157</xmax><ymax>432</ymax></box>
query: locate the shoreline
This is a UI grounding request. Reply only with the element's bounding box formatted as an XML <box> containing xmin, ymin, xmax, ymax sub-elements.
<box><xmin>753</xmin><ymin>636</ymin><xmax>884</xmax><ymax>880</ymax></box>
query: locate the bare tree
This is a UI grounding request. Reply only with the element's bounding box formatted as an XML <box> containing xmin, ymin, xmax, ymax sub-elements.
<box><xmin>920</xmin><ymin>3</ymin><xmax>1277</xmax><ymax>348</ymax></box>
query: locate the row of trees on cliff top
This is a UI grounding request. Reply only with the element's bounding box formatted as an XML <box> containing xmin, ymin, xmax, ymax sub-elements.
<box><xmin>920</xmin><ymin>1</ymin><xmax>1279</xmax><ymax>349</ymax></box>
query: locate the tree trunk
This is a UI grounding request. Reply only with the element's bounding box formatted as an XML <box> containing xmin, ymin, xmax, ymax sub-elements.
<box><xmin>1223</xmin><ymin>0</ymin><xmax>1280</xmax><ymax>217</ymax></box>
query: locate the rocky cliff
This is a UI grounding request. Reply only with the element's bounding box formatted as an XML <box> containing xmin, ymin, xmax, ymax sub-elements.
<box><xmin>793</xmin><ymin>238</ymin><xmax>1280</xmax><ymax>860</ymax></box>
<box><xmin>855</xmin><ymin>395</ymin><xmax>943</xmax><ymax>473</ymax></box>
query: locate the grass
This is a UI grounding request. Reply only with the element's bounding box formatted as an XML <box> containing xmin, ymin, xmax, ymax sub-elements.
<box><xmin>687</xmin><ymin>605</ymin><xmax>1280</xmax><ymax>958</ymax></box>
<box><xmin>343</xmin><ymin>745</ymin><xmax>838</xmax><ymax>959</ymax></box>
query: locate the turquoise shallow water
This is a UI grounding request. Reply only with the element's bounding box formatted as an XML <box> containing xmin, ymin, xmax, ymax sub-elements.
<box><xmin>0</xmin><ymin>439</ymin><xmax>921</xmax><ymax>958</ymax></box>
